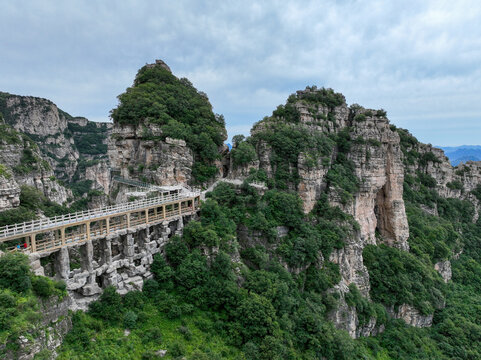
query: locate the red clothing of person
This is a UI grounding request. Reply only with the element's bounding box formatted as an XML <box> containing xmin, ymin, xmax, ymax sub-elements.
<box><xmin>23</xmin><ymin>243</ymin><xmax>27</xmax><ymax>248</ymax></box>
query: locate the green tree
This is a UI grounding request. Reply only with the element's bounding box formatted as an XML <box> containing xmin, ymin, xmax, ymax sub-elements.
<box><xmin>0</xmin><ymin>253</ymin><xmax>31</xmax><ymax>293</ymax></box>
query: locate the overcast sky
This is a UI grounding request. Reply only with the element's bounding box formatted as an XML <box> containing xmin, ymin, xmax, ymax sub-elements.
<box><xmin>1</xmin><ymin>0</ymin><xmax>480</xmax><ymax>146</ymax></box>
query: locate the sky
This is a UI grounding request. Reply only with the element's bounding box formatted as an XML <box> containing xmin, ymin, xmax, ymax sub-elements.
<box><xmin>1</xmin><ymin>0</ymin><xmax>481</xmax><ymax>146</ymax></box>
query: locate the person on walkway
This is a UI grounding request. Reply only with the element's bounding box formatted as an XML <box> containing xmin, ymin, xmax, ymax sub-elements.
<box><xmin>16</xmin><ymin>244</ymin><xmax>21</xmax><ymax>251</ymax></box>
<box><xmin>23</xmin><ymin>242</ymin><xmax>28</xmax><ymax>249</ymax></box>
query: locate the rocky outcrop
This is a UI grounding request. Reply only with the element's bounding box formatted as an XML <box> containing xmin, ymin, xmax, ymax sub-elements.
<box><xmin>2</xmin><ymin>297</ymin><xmax>72</xmax><ymax>360</ymax></box>
<box><xmin>0</xmin><ymin>168</ymin><xmax>20</xmax><ymax>211</ymax></box>
<box><xmin>329</xmin><ymin>233</ymin><xmax>371</xmax><ymax>297</ymax></box>
<box><xmin>1</xmin><ymin>93</ymin><xmax>80</xmax><ymax>179</ymax></box>
<box><xmin>228</xmin><ymin>88</ymin><xmax>412</xmax><ymax>337</ymax></box>
<box><xmin>328</xmin><ymin>281</ymin><xmax>384</xmax><ymax>338</ymax></box>
<box><xmin>243</xmin><ymin>91</ymin><xmax>410</xmax><ymax>252</ymax></box>
<box><xmin>400</xmin><ymin>131</ymin><xmax>481</xmax><ymax>218</ymax></box>
<box><xmin>387</xmin><ymin>304</ymin><xmax>433</xmax><ymax>328</ymax></box>
<box><xmin>236</xmin><ymin>89</ymin><xmax>409</xmax><ymax>290</ymax></box>
<box><xmin>435</xmin><ymin>260</ymin><xmax>452</xmax><ymax>283</ymax></box>
<box><xmin>0</xmin><ymin>124</ymin><xmax>71</xmax><ymax>204</ymax></box>
<box><xmin>109</xmin><ymin>123</ymin><xmax>194</xmax><ymax>187</ymax></box>
<box><xmin>108</xmin><ymin>60</ymin><xmax>227</xmax><ymax>191</ymax></box>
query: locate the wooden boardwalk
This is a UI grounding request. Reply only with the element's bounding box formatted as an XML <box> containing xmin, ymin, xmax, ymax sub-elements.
<box><xmin>0</xmin><ymin>191</ymin><xmax>200</xmax><ymax>254</ymax></box>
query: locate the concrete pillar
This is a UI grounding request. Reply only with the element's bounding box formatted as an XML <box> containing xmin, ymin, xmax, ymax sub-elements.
<box><xmin>162</xmin><ymin>205</ymin><xmax>166</xmax><ymax>219</ymax></box>
<box><xmin>127</xmin><ymin>213</ymin><xmax>131</xmax><ymax>228</ymax></box>
<box><xmin>124</xmin><ymin>234</ymin><xmax>135</xmax><ymax>258</ymax></box>
<box><xmin>80</xmin><ymin>240</ymin><xmax>102</xmax><ymax>296</ymax></box>
<box><xmin>104</xmin><ymin>238</ymin><xmax>112</xmax><ymax>264</ymax></box>
<box><xmin>145</xmin><ymin>209</ymin><xmax>149</xmax><ymax>223</ymax></box>
<box><xmin>54</xmin><ymin>247</ymin><xmax>70</xmax><ymax>280</ymax></box>
<box><xmin>61</xmin><ymin>227</ymin><xmax>66</xmax><ymax>245</ymax></box>
<box><xmin>179</xmin><ymin>202</ymin><xmax>182</xmax><ymax>215</ymax></box>
<box><xmin>81</xmin><ymin>240</ymin><xmax>94</xmax><ymax>273</ymax></box>
<box><xmin>31</xmin><ymin>234</ymin><xmax>36</xmax><ymax>252</ymax></box>
<box><xmin>86</xmin><ymin>222</ymin><xmax>91</xmax><ymax>241</ymax></box>
<box><xmin>106</xmin><ymin>217</ymin><xmax>110</xmax><ymax>234</ymax></box>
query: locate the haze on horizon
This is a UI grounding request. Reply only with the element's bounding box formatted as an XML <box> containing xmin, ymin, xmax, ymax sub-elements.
<box><xmin>1</xmin><ymin>0</ymin><xmax>480</xmax><ymax>146</ymax></box>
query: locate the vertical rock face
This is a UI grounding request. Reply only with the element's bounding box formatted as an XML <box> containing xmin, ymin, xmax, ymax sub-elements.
<box><xmin>83</xmin><ymin>160</ymin><xmax>111</xmax><ymax>194</ymax></box>
<box><xmin>347</xmin><ymin>110</ymin><xmax>409</xmax><ymax>251</ymax></box>
<box><xmin>109</xmin><ymin>124</ymin><xmax>194</xmax><ymax>187</ymax></box>
<box><xmin>1</xmin><ymin>94</ymin><xmax>80</xmax><ymax>180</ymax></box>
<box><xmin>387</xmin><ymin>304</ymin><xmax>433</xmax><ymax>328</ymax></box>
<box><xmin>435</xmin><ymin>260</ymin><xmax>452</xmax><ymax>283</ymax></box>
<box><xmin>0</xmin><ymin>167</ymin><xmax>20</xmax><ymax>211</ymax></box>
<box><xmin>0</xmin><ymin>123</ymin><xmax>71</xmax><ymax>204</ymax></box>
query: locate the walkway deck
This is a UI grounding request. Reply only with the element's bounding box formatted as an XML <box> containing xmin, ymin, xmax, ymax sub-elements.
<box><xmin>0</xmin><ymin>191</ymin><xmax>200</xmax><ymax>254</ymax></box>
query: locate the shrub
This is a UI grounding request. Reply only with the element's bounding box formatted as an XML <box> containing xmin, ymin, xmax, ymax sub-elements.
<box><xmin>141</xmin><ymin>327</ymin><xmax>162</xmax><ymax>344</ymax></box>
<box><xmin>0</xmin><ymin>164</ymin><xmax>11</xmax><ymax>179</ymax></box>
<box><xmin>123</xmin><ymin>310</ymin><xmax>138</xmax><ymax>329</ymax></box>
<box><xmin>178</xmin><ymin>325</ymin><xmax>192</xmax><ymax>340</ymax></box>
<box><xmin>0</xmin><ymin>253</ymin><xmax>31</xmax><ymax>293</ymax></box>
<box><xmin>88</xmin><ymin>286</ymin><xmax>123</xmax><ymax>324</ymax></box>
<box><xmin>169</xmin><ymin>341</ymin><xmax>186</xmax><ymax>357</ymax></box>
<box><xmin>235</xmin><ymin>293</ymin><xmax>278</xmax><ymax>342</ymax></box>
<box><xmin>31</xmin><ymin>276</ymin><xmax>55</xmax><ymax>298</ymax></box>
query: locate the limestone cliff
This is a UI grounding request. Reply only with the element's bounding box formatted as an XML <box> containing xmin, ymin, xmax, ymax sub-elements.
<box><xmin>224</xmin><ymin>86</ymin><xmax>481</xmax><ymax>340</ymax></box>
<box><xmin>109</xmin><ymin>124</ymin><xmax>194</xmax><ymax>187</ymax></box>
<box><xmin>227</xmin><ymin>87</ymin><xmax>416</xmax><ymax>336</ymax></box>
<box><xmin>0</xmin><ymin>166</ymin><xmax>20</xmax><ymax>212</ymax></box>
<box><xmin>0</xmin><ymin>121</ymin><xmax>70</xmax><ymax>204</ymax></box>
<box><xmin>0</xmin><ymin>92</ymin><xmax>111</xmax><ymax>195</ymax></box>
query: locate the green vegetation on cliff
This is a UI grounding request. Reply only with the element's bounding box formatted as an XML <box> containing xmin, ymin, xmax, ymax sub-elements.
<box><xmin>0</xmin><ymin>253</ymin><xmax>66</xmax><ymax>355</ymax></box>
<box><xmin>57</xmin><ymin>184</ymin><xmax>363</xmax><ymax>359</ymax></box>
<box><xmin>110</xmin><ymin>63</ymin><xmax>226</xmax><ymax>183</ymax></box>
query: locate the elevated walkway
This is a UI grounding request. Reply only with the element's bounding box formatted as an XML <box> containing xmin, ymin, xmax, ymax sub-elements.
<box><xmin>0</xmin><ymin>190</ymin><xmax>200</xmax><ymax>254</ymax></box>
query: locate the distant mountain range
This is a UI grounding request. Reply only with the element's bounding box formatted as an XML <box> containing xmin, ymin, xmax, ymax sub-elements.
<box><xmin>438</xmin><ymin>145</ymin><xmax>481</xmax><ymax>166</ymax></box>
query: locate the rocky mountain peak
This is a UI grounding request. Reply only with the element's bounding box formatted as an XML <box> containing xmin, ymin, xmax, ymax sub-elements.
<box><xmin>145</xmin><ymin>59</ymin><xmax>172</xmax><ymax>72</ymax></box>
